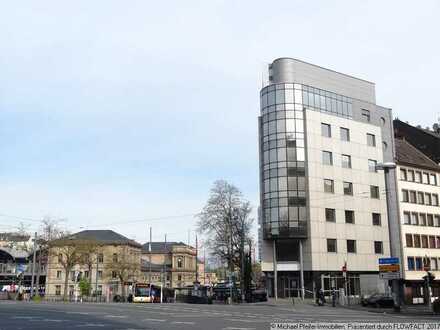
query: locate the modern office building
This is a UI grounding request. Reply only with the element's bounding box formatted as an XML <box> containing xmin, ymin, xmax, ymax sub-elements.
<box><xmin>395</xmin><ymin>138</ymin><xmax>440</xmax><ymax>304</ymax></box>
<box><xmin>258</xmin><ymin>58</ymin><xmax>399</xmax><ymax>298</ymax></box>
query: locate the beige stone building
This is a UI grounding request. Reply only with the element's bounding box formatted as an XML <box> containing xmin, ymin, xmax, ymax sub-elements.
<box><xmin>45</xmin><ymin>230</ymin><xmax>141</xmax><ymax>300</ymax></box>
<box><xmin>141</xmin><ymin>242</ymin><xmax>203</xmax><ymax>288</ymax></box>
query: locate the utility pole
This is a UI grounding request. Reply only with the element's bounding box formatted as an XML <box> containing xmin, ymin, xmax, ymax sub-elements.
<box><xmin>95</xmin><ymin>252</ymin><xmax>99</xmax><ymax>300</ymax></box>
<box><xmin>149</xmin><ymin>226</ymin><xmax>152</xmax><ymax>285</ymax></box>
<box><xmin>30</xmin><ymin>232</ymin><xmax>37</xmax><ymax>298</ymax></box>
<box><xmin>195</xmin><ymin>234</ymin><xmax>199</xmax><ymax>284</ymax></box>
<box><xmin>240</xmin><ymin>219</ymin><xmax>245</xmax><ymax>303</ymax></box>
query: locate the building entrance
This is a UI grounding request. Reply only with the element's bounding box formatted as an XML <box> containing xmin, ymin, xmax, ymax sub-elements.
<box><xmin>279</xmin><ymin>276</ymin><xmax>299</xmax><ymax>298</ymax></box>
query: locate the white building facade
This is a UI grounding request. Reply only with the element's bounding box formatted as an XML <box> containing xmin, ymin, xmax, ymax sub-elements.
<box><xmin>395</xmin><ymin>139</ymin><xmax>440</xmax><ymax>304</ymax></box>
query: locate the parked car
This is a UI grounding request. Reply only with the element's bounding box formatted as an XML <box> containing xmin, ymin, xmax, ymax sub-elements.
<box><xmin>361</xmin><ymin>293</ymin><xmax>394</xmax><ymax>308</ymax></box>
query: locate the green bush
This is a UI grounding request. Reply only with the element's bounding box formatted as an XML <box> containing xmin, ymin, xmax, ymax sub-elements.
<box><xmin>78</xmin><ymin>279</ymin><xmax>91</xmax><ymax>297</ymax></box>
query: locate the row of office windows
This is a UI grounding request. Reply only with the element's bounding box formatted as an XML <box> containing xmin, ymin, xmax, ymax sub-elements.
<box><xmin>401</xmin><ymin>190</ymin><xmax>439</xmax><ymax>206</ymax></box>
<box><xmin>302</xmin><ymin>85</ymin><xmax>353</xmax><ymax>119</ymax></box>
<box><xmin>56</xmin><ymin>270</ymin><xmax>102</xmax><ymax>281</ymax></box>
<box><xmin>321</xmin><ymin>123</ymin><xmax>377</xmax><ymax>147</ymax></box>
<box><xmin>325</xmin><ymin>209</ymin><xmax>382</xmax><ymax>225</ymax></box>
<box><xmin>400</xmin><ymin>168</ymin><xmax>438</xmax><ymax>186</ymax></box>
<box><xmin>407</xmin><ymin>257</ymin><xmax>440</xmax><ymax>271</ymax></box>
<box><xmin>327</xmin><ymin>239</ymin><xmax>383</xmax><ymax>254</ymax></box>
<box><xmin>322</xmin><ymin>151</ymin><xmax>379</xmax><ymax>173</ymax></box>
<box><xmin>405</xmin><ymin>233</ymin><xmax>440</xmax><ymax>249</ymax></box>
<box><xmin>323</xmin><ymin>180</ymin><xmax>380</xmax><ymax>198</ymax></box>
<box><xmin>403</xmin><ymin>212</ymin><xmax>440</xmax><ymax>227</ymax></box>
<box><xmin>57</xmin><ymin>253</ymin><xmax>119</xmax><ymax>264</ymax></box>
<box><xmin>55</xmin><ymin>284</ymin><xmax>103</xmax><ymax>296</ymax></box>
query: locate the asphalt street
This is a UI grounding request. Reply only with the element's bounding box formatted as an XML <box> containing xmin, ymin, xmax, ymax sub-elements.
<box><xmin>0</xmin><ymin>301</ymin><xmax>438</xmax><ymax>330</ymax></box>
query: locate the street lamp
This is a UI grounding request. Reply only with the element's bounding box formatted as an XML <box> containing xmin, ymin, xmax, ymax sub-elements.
<box><xmin>375</xmin><ymin>161</ymin><xmax>401</xmax><ymax>312</ymax></box>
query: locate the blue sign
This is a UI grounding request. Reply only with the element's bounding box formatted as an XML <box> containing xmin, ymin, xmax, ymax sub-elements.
<box><xmin>379</xmin><ymin>257</ymin><xmax>399</xmax><ymax>265</ymax></box>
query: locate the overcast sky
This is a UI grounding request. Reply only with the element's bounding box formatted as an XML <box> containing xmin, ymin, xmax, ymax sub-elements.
<box><xmin>0</xmin><ymin>0</ymin><xmax>439</xmax><ymax>245</ymax></box>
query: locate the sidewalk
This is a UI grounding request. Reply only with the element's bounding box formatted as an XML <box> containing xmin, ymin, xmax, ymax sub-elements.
<box><xmin>342</xmin><ymin>303</ymin><xmax>437</xmax><ymax>316</ymax></box>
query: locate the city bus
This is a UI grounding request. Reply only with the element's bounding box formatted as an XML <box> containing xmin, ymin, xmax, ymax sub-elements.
<box><xmin>132</xmin><ymin>283</ymin><xmax>155</xmax><ymax>303</ymax></box>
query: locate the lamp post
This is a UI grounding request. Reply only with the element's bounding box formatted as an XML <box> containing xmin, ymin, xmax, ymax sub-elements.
<box><xmin>376</xmin><ymin>161</ymin><xmax>401</xmax><ymax>312</ymax></box>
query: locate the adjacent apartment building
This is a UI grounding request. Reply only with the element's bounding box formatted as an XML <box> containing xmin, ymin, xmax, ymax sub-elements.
<box><xmin>258</xmin><ymin>58</ymin><xmax>399</xmax><ymax>298</ymax></box>
<box><xmin>395</xmin><ymin>138</ymin><xmax>440</xmax><ymax>303</ymax></box>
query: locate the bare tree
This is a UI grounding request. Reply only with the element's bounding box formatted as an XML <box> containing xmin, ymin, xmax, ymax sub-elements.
<box><xmin>35</xmin><ymin>217</ymin><xmax>68</xmax><ymax>293</ymax></box>
<box><xmin>197</xmin><ymin>180</ymin><xmax>253</xmax><ymax>273</ymax></box>
<box><xmin>49</xmin><ymin>238</ymin><xmax>98</xmax><ymax>301</ymax></box>
<box><xmin>104</xmin><ymin>245</ymin><xmax>141</xmax><ymax>299</ymax></box>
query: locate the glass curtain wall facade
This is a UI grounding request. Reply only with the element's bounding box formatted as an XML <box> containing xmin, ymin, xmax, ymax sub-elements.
<box><xmin>260</xmin><ymin>83</ymin><xmax>307</xmax><ymax>239</ymax></box>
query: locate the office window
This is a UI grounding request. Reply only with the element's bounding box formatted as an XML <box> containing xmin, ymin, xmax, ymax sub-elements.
<box><xmin>415</xmin><ymin>171</ymin><xmax>422</xmax><ymax>183</ymax></box>
<box><xmin>345</xmin><ymin>210</ymin><xmax>355</xmax><ymax>224</ymax></box>
<box><xmin>425</xmin><ymin>193</ymin><xmax>432</xmax><ymax>205</ymax></box>
<box><xmin>414</xmin><ymin>235</ymin><xmax>421</xmax><ymax>248</ymax></box>
<box><xmin>178</xmin><ymin>274</ymin><xmax>182</xmax><ymax>281</ymax></box>
<box><xmin>411</xmin><ymin>212</ymin><xmax>419</xmax><ymax>225</ymax></box>
<box><xmin>405</xmin><ymin>234</ymin><xmax>413</xmax><ymax>247</ymax></box>
<box><xmin>321</xmin><ymin>123</ymin><xmax>331</xmax><ymax>137</ymax></box>
<box><xmin>341</xmin><ymin>154</ymin><xmax>351</xmax><ymax>168</ymax></box>
<box><xmin>343</xmin><ymin>182</ymin><xmax>353</xmax><ymax>195</ymax></box>
<box><xmin>325</xmin><ymin>208</ymin><xmax>336</xmax><ymax>222</ymax></box>
<box><xmin>98</xmin><ymin>270</ymin><xmax>103</xmax><ymax>279</ymax></box>
<box><xmin>435</xmin><ymin>215</ymin><xmax>440</xmax><ymax>227</ymax></box>
<box><xmin>327</xmin><ymin>239</ymin><xmax>337</xmax><ymax>253</ymax></box>
<box><xmin>422</xmin><ymin>235</ymin><xmax>429</xmax><ymax>248</ymax></box>
<box><xmin>55</xmin><ymin>285</ymin><xmax>61</xmax><ymax>296</ymax></box>
<box><xmin>56</xmin><ymin>270</ymin><xmax>62</xmax><ymax>279</ymax></box>
<box><xmin>423</xmin><ymin>172</ymin><xmax>429</xmax><ymax>184</ymax></box>
<box><xmin>415</xmin><ymin>257</ymin><xmax>423</xmax><ymax>270</ymax></box>
<box><xmin>324</xmin><ymin>179</ymin><xmax>334</xmax><ymax>193</ymax></box>
<box><xmin>370</xmin><ymin>185</ymin><xmax>380</xmax><ymax>199</ymax></box>
<box><xmin>361</xmin><ymin>109</ymin><xmax>370</xmax><ymax>122</ymax></box>
<box><xmin>402</xmin><ymin>190</ymin><xmax>409</xmax><ymax>202</ymax></box>
<box><xmin>437</xmin><ymin>237</ymin><xmax>440</xmax><ymax>249</ymax></box>
<box><xmin>429</xmin><ymin>236</ymin><xmax>436</xmax><ymax>249</ymax></box>
<box><xmin>374</xmin><ymin>241</ymin><xmax>383</xmax><ymax>254</ymax></box>
<box><xmin>428</xmin><ymin>214</ymin><xmax>434</xmax><ymax>226</ymax></box>
<box><xmin>340</xmin><ymin>127</ymin><xmax>350</xmax><ymax>141</ymax></box>
<box><xmin>400</xmin><ymin>169</ymin><xmax>407</xmax><ymax>181</ymax></box>
<box><xmin>367</xmin><ymin>133</ymin><xmax>376</xmax><ymax>147</ymax></box>
<box><xmin>98</xmin><ymin>253</ymin><xmax>104</xmax><ymax>263</ymax></box>
<box><xmin>420</xmin><ymin>213</ymin><xmax>427</xmax><ymax>226</ymax></box>
<box><xmin>403</xmin><ymin>212</ymin><xmax>411</xmax><ymax>225</ymax></box>
<box><xmin>368</xmin><ymin>159</ymin><xmax>377</xmax><ymax>172</ymax></box>
<box><xmin>372</xmin><ymin>213</ymin><xmax>381</xmax><ymax>226</ymax></box>
<box><xmin>430</xmin><ymin>174</ymin><xmax>437</xmax><ymax>185</ymax></box>
<box><xmin>322</xmin><ymin>151</ymin><xmax>333</xmax><ymax>165</ymax></box>
<box><xmin>433</xmin><ymin>194</ymin><xmax>439</xmax><ymax>206</ymax></box>
<box><xmin>432</xmin><ymin>258</ymin><xmax>438</xmax><ymax>270</ymax></box>
<box><xmin>409</xmin><ymin>191</ymin><xmax>417</xmax><ymax>203</ymax></box>
<box><xmin>417</xmin><ymin>192</ymin><xmax>424</xmax><ymax>205</ymax></box>
<box><xmin>408</xmin><ymin>170</ymin><xmax>415</xmax><ymax>181</ymax></box>
<box><xmin>407</xmin><ymin>257</ymin><xmax>415</xmax><ymax>271</ymax></box>
<box><xmin>347</xmin><ymin>240</ymin><xmax>356</xmax><ymax>253</ymax></box>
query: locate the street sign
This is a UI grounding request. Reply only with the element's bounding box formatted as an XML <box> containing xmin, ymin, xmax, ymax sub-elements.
<box><xmin>379</xmin><ymin>272</ymin><xmax>400</xmax><ymax>280</ymax></box>
<box><xmin>378</xmin><ymin>257</ymin><xmax>399</xmax><ymax>265</ymax></box>
<box><xmin>379</xmin><ymin>264</ymin><xmax>400</xmax><ymax>272</ymax></box>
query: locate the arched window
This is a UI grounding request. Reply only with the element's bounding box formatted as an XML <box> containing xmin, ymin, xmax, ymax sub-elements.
<box><xmin>177</xmin><ymin>257</ymin><xmax>183</xmax><ymax>268</ymax></box>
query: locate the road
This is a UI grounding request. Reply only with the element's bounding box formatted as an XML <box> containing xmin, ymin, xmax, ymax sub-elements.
<box><xmin>0</xmin><ymin>301</ymin><xmax>438</xmax><ymax>330</ymax></box>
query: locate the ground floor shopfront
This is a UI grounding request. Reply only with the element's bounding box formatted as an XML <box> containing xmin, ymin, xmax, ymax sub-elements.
<box><xmin>264</xmin><ymin>271</ymin><xmax>382</xmax><ymax>299</ymax></box>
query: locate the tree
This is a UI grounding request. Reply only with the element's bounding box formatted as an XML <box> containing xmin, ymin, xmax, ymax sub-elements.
<box><xmin>197</xmin><ymin>180</ymin><xmax>254</xmax><ymax>285</ymax></box>
<box><xmin>105</xmin><ymin>245</ymin><xmax>140</xmax><ymax>300</ymax></box>
<box><xmin>78</xmin><ymin>278</ymin><xmax>91</xmax><ymax>297</ymax></box>
<box><xmin>49</xmin><ymin>238</ymin><xmax>98</xmax><ymax>301</ymax></box>
<box><xmin>35</xmin><ymin>217</ymin><xmax>68</xmax><ymax>294</ymax></box>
